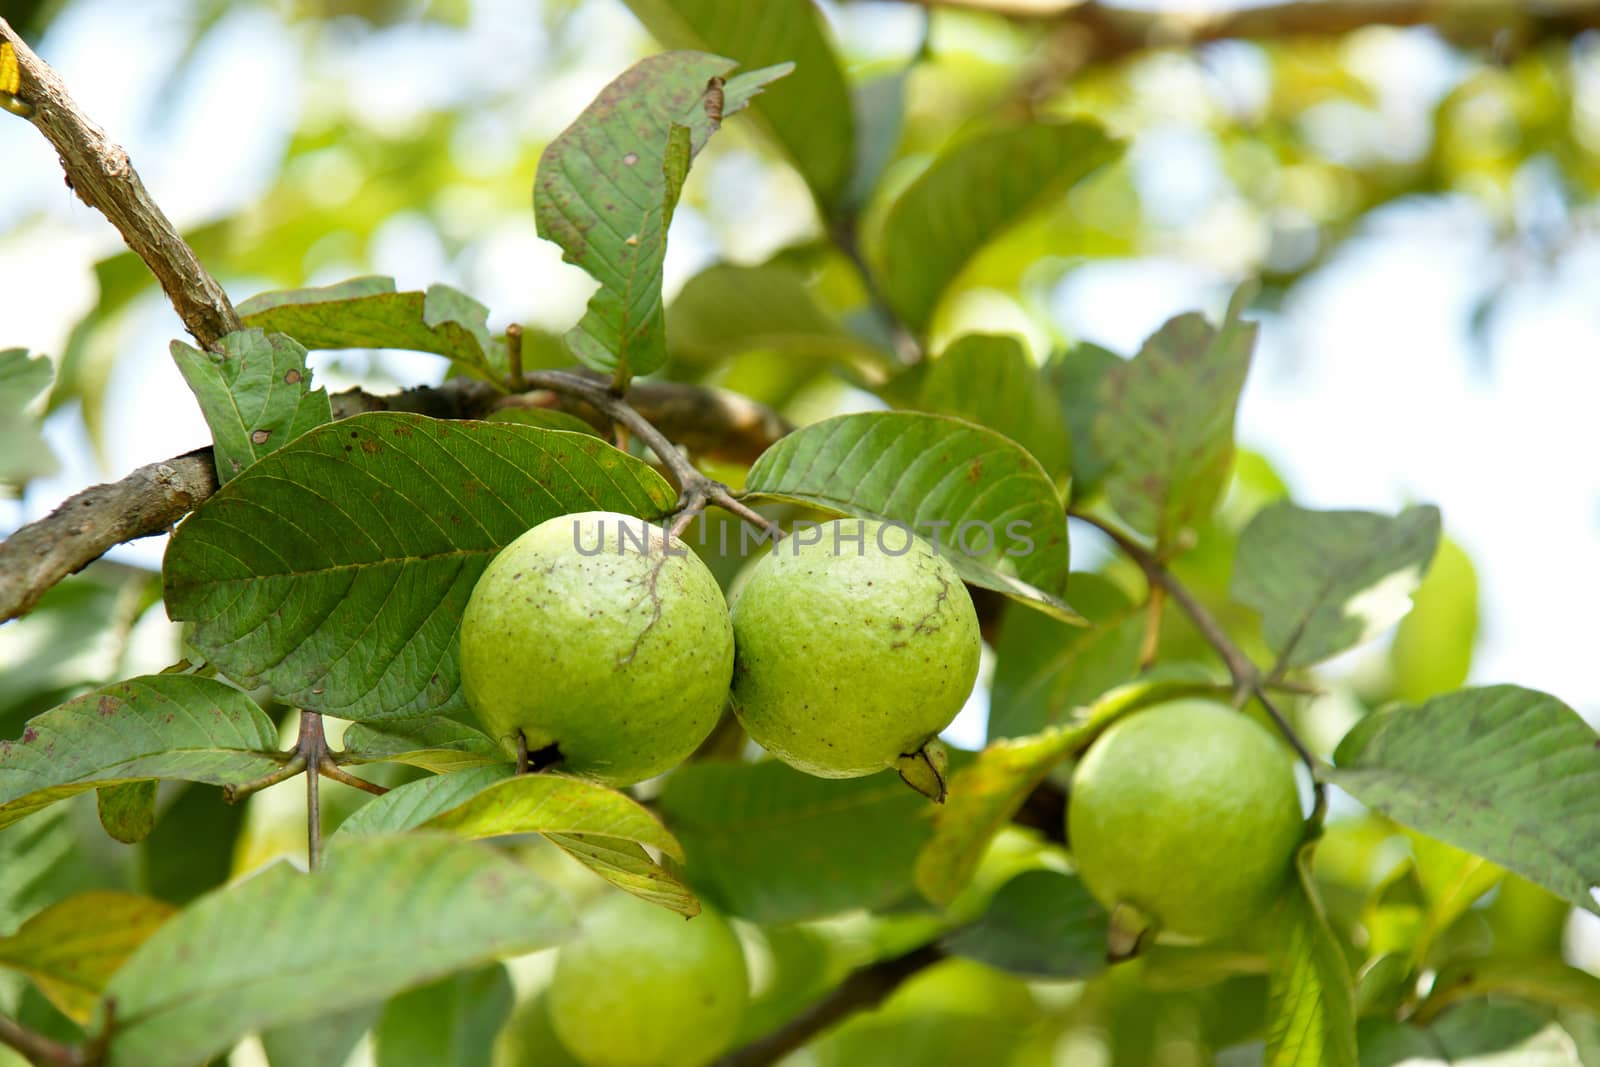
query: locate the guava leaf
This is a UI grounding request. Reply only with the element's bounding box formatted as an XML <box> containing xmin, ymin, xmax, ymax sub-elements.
<box><xmin>1329</xmin><ymin>685</ymin><xmax>1600</xmax><ymax>915</ymax></box>
<box><xmin>0</xmin><ymin>891</ymin><xmax>175</xmax><ymax>1024</ymax></box>
<box><xmin>534</xmin><ymin>52</ymin><xmax>792</xmax><ymax>380</ymax></box>
<box><xmin>1041</xmin><ymin>341</ymin><xmax>1122</xmax><ymax>499</ymax></box>
<box><xmin>340</xmin><ymin>717</ymin><xmax>506</xmax><ymax>773</ymax></box>
<box><xmin>879</xmin><ymin>122</ymin><xmax>1121</xmax><ymax>331</ymax></box>
<box><xmin>987</xmin><ymin>573</ymin><xmax>1143</xmax><ymax>740</ymax></box>
<box><xmin>162</xmin><ymin>414</ymin><xmax>677</xmax><ymax>721</ymax></box>
<box><xmin>171</xmin><ymin>329</ymin><xmax>332</xmax><ymax>482</ymax></box>
<box><xmin>237</xmin><ymin>276</ymin><xmax>509</xmax><ymax>380</ymax></box>
<box><xmin>620</xmin><ymin>0</ymin><xmax>853</xmax><ymax>207</ymax></box>
<box><xmin>1359</xmin><ymin>1001</ymin><xmax>1580</xmax><ymax>1066</ymax></box>
<box><xmin>669</xmin><ymin>261</ymin><xmax>894</xmax><ymax>381</ymax></box>
<box><xmin>102</xmin><ymin>834</ymin><xmax>574</xmax><ymax>1067</ymax></box>
<box><xmin>96</xmin><ymin>779</ymin><xmax>159</xmax><ymax>844</ymax></box>
<box><xmin>917</xmin><ymin>678</ymin><xmax>1225</xmax><ymax>907</ymax></box>
<box><xmin>918</xmin><ymin>334</ymin><xmax>1072</xmax><ymax>481</ymax></box>
<box><xmin>1093</xmin><ymin>289</ymin><xmax>1256</xmax><ymax>547</ymax></box>
<box><xmin>337</xmin><ymin>766</ymin><xmax>696</xmax><ymax>915</ymax></box>
<box><xmin>260</xmin><ymin>1004</ymin><xmax>381</xmax><ymax>1067</ymax></box>
<box><xmin>0</xmin><ymin>347</ymin><xmax>57</xmax><ymax>495</ymax></box>
<box><xmin>843</xmin><ymin>65</ymin><xmax>911</xmax><ymax>215</ymax></box>
<box><xmin>1423</xmin><ymin>955</ymin><xmax>1600</xmax><ymax>1019</ymax></box>
<box><xmin>0</xmin><ymin>676</ymin><xmax>282</xmax><ymax>830</ymax></box>
<box><xmin>1232</xmin><ymin>503</ymin><xmax>1441</xmax><ymax>671</ymax></box>
<box><xmin>742</xmin><ymin>411</ymin><xmax>1081</xmax><ymax>623</ymax></box>
<box><xmin>1265</xmin><ymin>845</ymin><xmax>1358</xmax><ymax>1067</ymax></box>
<box><xmin>545</xmin><ymin>834</ymin><xmax>701</xmax><ymax>918</ymax></box>
<box><xmin>943</xmin><ymin>870</ymin><xmax>1109</xmax><ymax>979</ymax></box>
<box><xmin>374</xmin><ymin>964</ymin><xmax>513</xmax><ymax>1067</ymax></box>
<box><xmin>656</xmin><ymin>761</ymin><xmax>934</xmax><ymax>924</ymax></box>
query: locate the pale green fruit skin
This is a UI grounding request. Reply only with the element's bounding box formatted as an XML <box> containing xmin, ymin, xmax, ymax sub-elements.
<box><xmin>1068</xmin><ymin>699</ymin><xmax>1304</xmax><ymax>941</ymax></box>
<box><xmin>730</xmin><ymin>519</ymin><xmax>981</xmax><ymax>778</ymax></box>
<box><xmin>459</xmin><ymin>510</ymin><xmax>733</xmax><ymax>785</ymax></box>
<box><xmin>548</xmin><ymin>894</ymin><xmax>748</xmax><ymax>1067</ymax></box>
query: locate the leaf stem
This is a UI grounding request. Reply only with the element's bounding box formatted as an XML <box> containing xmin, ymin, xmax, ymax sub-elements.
<box><xmin>505</xmin><ymin>323</ymin><xmax>525</xmax><ymax>392</ymax></box>
<box><xmin>0</xmin><ymin>1012</ymin><xmax>87</xmax><ymax>1066</ymax></box>
<box><xmin>1068</xmin><ymin>508</ymin><xmax>1327</xmax><ymax>815</ymax></box>
<box><xmin>713</xmin><ymin>942</ymin><xmax>946</xmax><ymax>1067</ymax></box>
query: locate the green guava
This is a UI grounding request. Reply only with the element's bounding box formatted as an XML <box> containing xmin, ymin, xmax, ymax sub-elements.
<box><xmin>1067</xmin><ymin>699</ymin><xmax>1304</xmax><ymax>950</ymax></box>
<box><xmin>548</xmin><ymin>893</ymin><xmax>748</xmax><ymax>1067</ymax></box>
<box><xmin>729</xmin><ymin>519</ymin><xmax>981</xmax><ymax>795</ymax></box>
<box><xmin>458</xmin><ymin>510</ymin><xmax>733</xmax><ymax>785</ymax></box>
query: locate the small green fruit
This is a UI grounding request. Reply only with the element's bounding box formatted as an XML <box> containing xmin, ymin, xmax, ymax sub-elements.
<box><xmin>1068</xmin><ymin>699</ymin><xmax>1304</xmax><ymax>946</ymax></box>
<box><xmin>548</xmin><ymin>894</ymin><xmax>748</xmax><ymax>1067</ymax></box>
<box><xmin>459</xmin><ymin>510</ymin><xmax>733</xmax><ymax>785</ymax></box>
<box><xmin>729</xmin><ymin>519</ymin><xmax>980</xmax><ymax>788</ymax></box>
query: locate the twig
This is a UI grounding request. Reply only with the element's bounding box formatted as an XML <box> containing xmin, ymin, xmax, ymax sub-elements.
<box><xmin>302</xmin><ymin>711</ymin><xmax>325</xmax><ymax>870</ymax></box>
<box><xmin>0</xmin><ymin>20</ymin><xmax>239</xmax><ymax>350</ymax></box>
<box><xmin>221</xmin><ymin>710</ymin><xmax>385</xmax><ymax>830</ymax></box>
<box><xmin>1069</xmin><ymin>509</ymin><xmax>1326</xmax><ymax>812</ymax></box>
<box><xmin>521</xmin><ymin>371</ymin><xmax>783</xmax><ymax>537</ymax></box>
<box><xmin>0</xmin><ymin>377</ymin><xmax>788</xmax><ymax>624</ymax></box>
<box><xmin>505</xmin><ymin>323</ymin><xmax>525</xmax><ymax>392</ymax></box>
<box><xmin>0</xmin><ymin>1012</ymin><xmax>85</xmax><ymax>1066</ymax></box>
<box><xmin>714</xmin><ymin>942</ymin><xmax>946</xmax><ymax>1067</ymax></box>
<box><xmin>0</xmin><ymin>451</ymin><xmax>217</xmax><ymax>623</ymax></box>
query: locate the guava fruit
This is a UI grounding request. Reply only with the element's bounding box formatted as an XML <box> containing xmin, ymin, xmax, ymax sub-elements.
<box><xmin>729</xmin><ymin>519</ymin><xmax>981</xmax><ymax>796</ymax></box>
<box><xmin>458</xmin><ymin>510</ymin><xmax>733</xmax><ymax>785</ymax></box>
<box><xmin>547</xmin><ymin>893</ymin><xmax>748</xmax><ymax>1067</ymax></box>
<box><xmin>1067</xmin><ymin>699</ymin><xmax>1304</xmax><ymax>952</ymax></box>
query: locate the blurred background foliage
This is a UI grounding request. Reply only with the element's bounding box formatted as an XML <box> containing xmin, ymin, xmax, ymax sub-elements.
<box><xmin>3</xmin><ymin>1</ymin><xmax>1599</xmax><ymax>1064</ymax></box>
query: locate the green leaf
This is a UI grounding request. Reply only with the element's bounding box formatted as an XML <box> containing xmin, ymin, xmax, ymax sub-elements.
<box><xmin>943</xmin><ymin>870</ymin><xmax>1109</xmax><ymax>979</ymax></box>
<box><xmin>1390</xmin><ymin>536</ymin><xmax>1479</xmax><ymax>703</ymax></box>
<box><xmin>0</xmin><ymin>676</ymin><xmax>281</xmax><ymax>831</ymax></box>
<box><xmin>1423</xmin><ymin>956</ymin><xmax>1600</xmax><ymax>1020</ymax></box>
<box><xmin>1265</xmin><ymin>845</ymin><xmax>1358</xmax><ymax>1067</ymax></box>
<box><xmin>668</xmin><ymin>262</ymin><xmax>893</xmax><ymax>381</ymax></box>
<box><xmin>742</xmin><ymin>411</ymin><xmax>1080</xmax><ymax>623</ymax></box>
<box><xmin>1330</xmin><ymin>685</ymin><xmax>1600</xmax><ymax>915</ymax></box>
<box><xmin>170</xmin><ymin>329</ymin><xmax>332</xmax><ymax>482</ymax></box>
<box><xmin>1360</xmin><ymin>1002</ymin><xmax>1584</xmax><ymax>1066</ymax></box>
<box><xmin>340</xmin><ymin>717</ymin><xmax>506</xmax><ymax>773</ymax></box>
<box><xmin>656</xmin><ymin>761</ymin><xmax>933</xmax><ymax>923</ymax></box>
<box><xmin>137</xmin><ymin>781</ymin><xmax>250</xmax><ymax>906</ymax></box>
<box><xmin>545</xmin><ymin>834</ymin><xmax>701</xmax><ymax>918</ymax></box>
<box><xmin>262</xmin><ymin>1004</ymin><xmax>381</xmax><ymax>1067</ymax></box>
<box><xmin>1093</xmin><ymin>289</ymin><xmax>1256</xmax><ymax>547</ymax></box>
<box><xmin>96</xmin><ymin>780</ymin><xmax>158</xmax><ymax>844</ymax></box>
<box><xmin>917</xmin><ymin>677</ymin><xmax>1222</xmax><ymax>906</ymax></box>
<box><xmin>484</xmin><ymin>408</ymin><xmax>602</xmax><ymax>436</ymax></box>
<box><xmin>1233</xmin><ymin>502</ymin><xmax>1442</xmax><ymax>671</ymax></box>
<box><xmin>987</xmin><ymin>573</ymin><xmax>1142</xmax><ymax>740</ymax></box>
<box><xmin>163</xmin><ymin>413</ymin><xmax>676</xmax><ymax>720</ymax></box>
<box><xmin>237</xmin><ymin>276</ymin><xmax>508</xmax><ymax>380</ymax></box>
<box><xmin>1041</xmin><ymin>342</ymin><xmax>1122</xmax><ymax>500</ymax></box>
<box><xmin>424</xmin><ymin>774</ymin><xmax>685</xmax><ymax>860</ymax></box>
<box><xmin>878</xmin><ymin>122</ymin><xmax>1121</xmax><ymax>331</ymax></box>
<box><xmin>843</xmin><ymin>67</ymin><xmax>910</xmax><ymax>215</ymax></box>
<box><xmin>374</xmin><ymin>964</ymin><xmax>512</xmax><ymax>1067</ymax></box>
<box><xmin>336</xmin><ymin>766</ymin><xmax>513</xmax><ymax>836</ymax></box>
<box><xmin>102</xmin><ymin>834</ymin><xmax>574</xmax><ymax>1067</ymax></box>
<box><xmin>0</xmin><ymin>891</ymin><xmax>174</xmax><ymax>1024</ymax></box>
<box><xmin>919</xmin><ymin>335</ymin><xmax>1072</xmax><ymax>480</ymax></box>
<box><xmin>534</xmin><ymin>52</ymin><xmax>792</xmax><ymax>379</ymax></box>
<box><xmin>0</xmin><ymin>348</ymin><xmax>56</xmax><ymax>494</ymax></box>
<box><xmin>621</xmin><ymin>0</ymin><xmax>854</xmax><ymax>207</ymax></box>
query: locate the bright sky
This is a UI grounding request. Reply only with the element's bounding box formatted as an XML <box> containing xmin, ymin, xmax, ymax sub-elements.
<box><xmin>3</xmin><ymin>0</ymin><xmax>1598</xmax><ymax>733</ymax></box>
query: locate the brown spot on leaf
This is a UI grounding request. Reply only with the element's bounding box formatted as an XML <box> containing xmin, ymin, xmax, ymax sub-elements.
<box><xmin>284</xmin><ymin>368</ymin><xmax>302</xmax><ymax>384</ymax></box>
<box><xmin>967</xmin><ymin>459</ymin><xmax>984</xmax><ymax>482</ymax></box>
<box><xmin>392</xmin><ymin>423</ymin><xmax>413</xmax><ymax>438</ymax></box>
<box><xmin>360</xmin><ymin>438</ymin><xmax>382</xmax><ymax>455</ymax></box>
<box><xmin>251</xmin><ymin>429</ymin><xmax>271</xmax><ymax>445</ymax></box>
<box><xmin>22</xmin><ymin>727</ymin><xmax>39</xmax><ymax>744</ymax></box>
<box><xmin>98</xmin><ymin>695</ymin><xmax>120</xmax><ymax>717</ymax></box>
<box><xmin>623</xmin><ymin>152</ymin><xmax>639</xmax><ymax>166</ymax></box>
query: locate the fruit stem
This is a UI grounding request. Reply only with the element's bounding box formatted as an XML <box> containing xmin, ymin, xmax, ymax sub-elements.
<box><xmin>1106</xmin><ymin>902</ymin><xmax>1156</xmax><ymax>962</ymax></box>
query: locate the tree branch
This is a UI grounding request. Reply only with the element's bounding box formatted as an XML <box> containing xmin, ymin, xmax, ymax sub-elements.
<box><xmin>0</xmin><ymin>19</ymin><xmax>240</xmax><ymax>350</ymax></box>
<box><xmin>0</xmin><ymin>1012</ymin><xmax>85</xmax><ymax>1067</ymax></box>
<box><xmin>714</xmin><ymin>942</ymin><xmax>946</xmax><ymax>1067</ymax></box>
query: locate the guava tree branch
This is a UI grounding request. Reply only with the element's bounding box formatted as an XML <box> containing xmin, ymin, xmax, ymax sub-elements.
<box><xmin>896</xmin><ymin>0</ymin><xmax>1600</xmax><ymax>58</ymax></box>
<box><xmin>0</xmin><ymin>19</ymin><xmax>240</xmax><ymax>350</ymax></box>
<box><xmin>1069</xmin><ymin>508</ymin><xmax>1326</xmax><ymax>815</ymax></box>
<box><xmin>714</xmin><ymin>941</ymin><xmax>947</xmax><ymax>1067</ymax></box>
<box><xmin>0</xmin><ymin>1011</ymin><xmax>86</xmax><ymax>1067</ymax></box>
